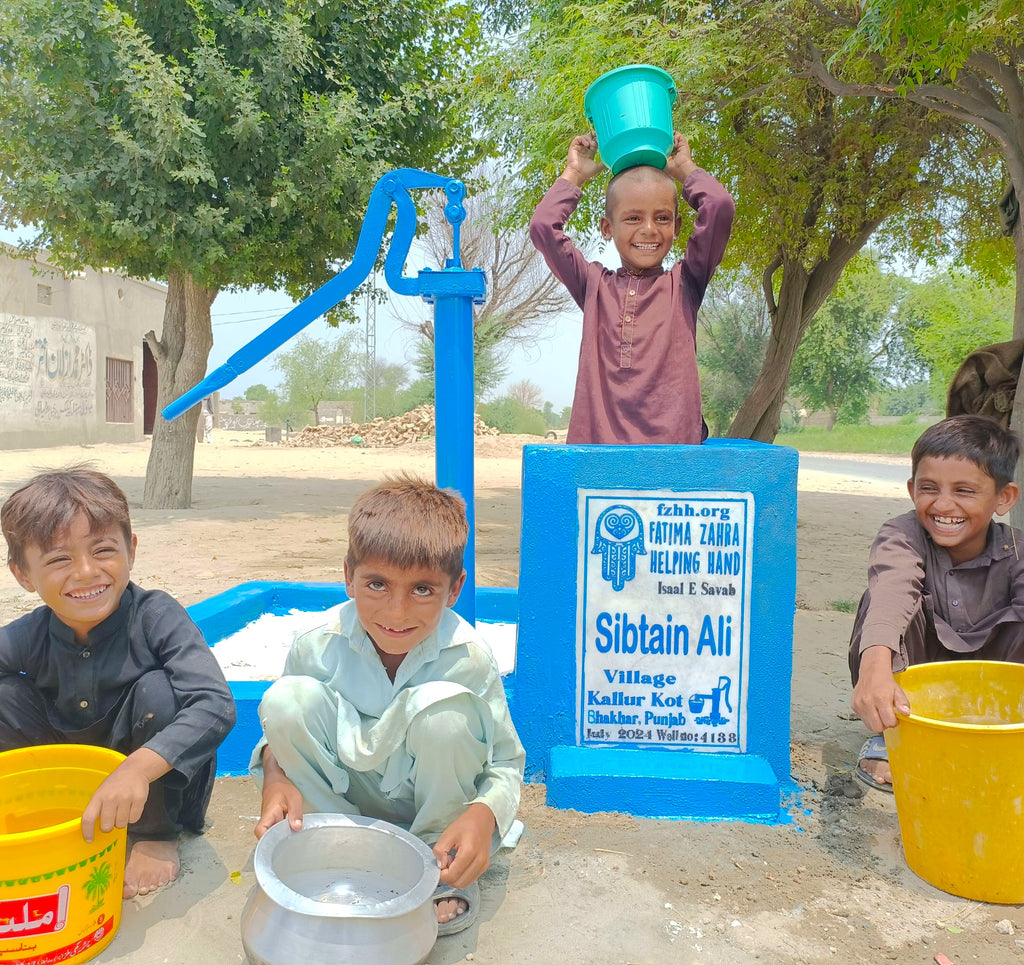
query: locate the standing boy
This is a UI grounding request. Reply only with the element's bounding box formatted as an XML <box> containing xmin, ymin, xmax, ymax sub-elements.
<box><xmin>0</xmin><ymin>467</ymin><xmax>236</xmax><ymax>895</ymax></box>
<box><xmin>251</xmin><ymin>474</ymin><xmax>524</xmax><ymax>935</ymax></box>
<box><xmin>529</xmin><ymin>131</ymin><xmax>735</xmax><ymax>444</ymax></box>
<box><xmin>850</xmin><ymin>415</ymin><xmax>1024</xmax><ymax>790</ymax></box>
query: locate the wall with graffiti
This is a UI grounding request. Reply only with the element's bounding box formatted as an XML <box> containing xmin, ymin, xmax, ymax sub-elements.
<box><xmin>0</xmin><ymin>313</ymin><xmax>96</xmax><ymax>429</ymax></box>
<box><xmin>0</xmin><ymin>247</ymin><xmax>165</xmax><ymax>449</ymax></box>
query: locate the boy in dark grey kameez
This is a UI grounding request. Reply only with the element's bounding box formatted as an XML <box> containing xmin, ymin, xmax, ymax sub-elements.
<box><xmin>0</xmin><ymin>467</ymin><xmax>236</xmax><ymax>897</ymax></box>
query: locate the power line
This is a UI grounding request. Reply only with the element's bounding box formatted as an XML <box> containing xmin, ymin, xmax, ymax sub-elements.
<box><xmin>211</xmin><ymin>304</ymin><xmax>295</xmax><ymax>318</ymax></box>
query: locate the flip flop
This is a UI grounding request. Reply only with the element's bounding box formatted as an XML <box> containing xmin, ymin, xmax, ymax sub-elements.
<box><xmin>855</xmin><ymin>734</ymin><xmax>893</xmax><ymax>793</ymax></box>
<box><xmin>433</xmin><ymin>880</ymin><xmax>480</xmax><ymax>937</ymax></box>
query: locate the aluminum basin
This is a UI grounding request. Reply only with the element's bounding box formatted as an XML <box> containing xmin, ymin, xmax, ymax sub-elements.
<box><xmin>240</xmin><ymin>813</ymin><xmax>440</xmax><ymax>965</ymax></box>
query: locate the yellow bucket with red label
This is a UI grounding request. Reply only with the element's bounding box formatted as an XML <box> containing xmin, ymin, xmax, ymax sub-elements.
<box><xmin>0</xmin><ymin>744</ymin><xmax>127</xmax><ymax>964</ymax></box>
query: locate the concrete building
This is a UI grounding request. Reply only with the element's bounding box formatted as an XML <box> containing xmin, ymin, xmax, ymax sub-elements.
<box><xmin>0</xmin><ymin>245</ymin><xmax>166</xmax><ymax>449</ymax></box>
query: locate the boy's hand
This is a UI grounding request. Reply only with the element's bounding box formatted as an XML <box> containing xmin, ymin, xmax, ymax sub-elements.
<box><xmin>432</xmin><ymin>802</ymin><xmax>496</xmax><ymax>889</ymax></box>
<box><xmin>255</xmin><ymin>747</ymin><xmax>304</xmax><ymax>838</ymax></box>
<box><xmin>851</xmin><ymin>645</ymin><xmax>911</xmax><ymax>733</ymax></box>
<box><xmin>561</xmin><ymin>133</ymin><xmax>606</xmax><ymax>187</ymax></box>
<box><xmin>664</xmin><ymin>132</ymin><xmax>698</xmax><ymax>183</ymax></box>
<box><xmin>81</xmin><ymin>748</ymin><xmax>169</xmax><ymax>843</ymax></box>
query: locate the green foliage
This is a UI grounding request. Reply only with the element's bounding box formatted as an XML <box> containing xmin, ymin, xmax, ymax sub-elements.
<box><xmin>257</xmin><ymin>389</ymin><xmax>291</xmax><ymax>427</ymax></box>
<box><xmin>697</xmin><ymin>269</ymin><xmax>771</xmax><ymax>435</ymax></box>
<box><xmin>541</xmin><ymin>400</ymin><xmax>570</xmax><ymax>428</ymax></box>
<box><xmin>815</xmin><ymin>0</ymin><xmax>1021</xmax><ymax>294</ymax></box>
<box><xmin>244</xmin><ymin>384</ymin><xmax>273</xmax><ymax>402</ymax></box>
<box><xmin>338</xmin><ymin>360</ymin><xmax>412</xmax><ymax>420</ymax></box>
<box><xmin>0</xmin><ymin>0</ymin><xmax>488</xmax><ymax>291</ymax></box>
<box><xmin>876</xmin><ymin>381</ymin><xmax>944</xmax><ymax>417</ymax></box>
<box><xmin>838</xmin><ymin>0</ymin><xmax>1020</xmax><ymax>88</ymax></box>
<box><xmin>472</xmin><ymin>0</ymin><xmax>998</xmax><ymax>442</ymax></box>
<box><xmin>902</xmin><ymin>270</ymin><xmax>1015</xmax><ymax>386</ymax></box>
<box><xmin>775</xmin><ymin>420</ymin><xmax>938</xmax><ymax>454</ymax></box>
<box><xmin>398</xmin><ymin>378</ymin><xmax>436</xmax><ymax>411</ymax></box>
<box><xmin>477</xmin><ymin>397</ymin><xmax>547</xmax><ymax>435</ymax></box>
<box><xmin>0</xmin><ymin>0</ymin><xmax>502</xmax><ymax>507</ymax></box>
<box><xmin>789</xmin><ymin>255</ymin><xmax>909</xmax><ymax>428</ymax></box>
<box><xmin>274</xmin><ymin>332</ymin><xmax>361</xmax><ymax>423</ymax></box>
<box><xmin>412</xmin><ymin>330</ymin><xmax>507</xmax><ymax>401</ymax></box>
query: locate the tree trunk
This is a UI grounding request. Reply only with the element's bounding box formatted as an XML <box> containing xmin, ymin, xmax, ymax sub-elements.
<box><xmin>728</xmin><ymin>227</ymin><xmax>881</xmax><ymax>441</ymax></box>
<box><xmin>142</xmin><ymin>271</ymin><xmax>218</xmax><ymax>509</ymax></box>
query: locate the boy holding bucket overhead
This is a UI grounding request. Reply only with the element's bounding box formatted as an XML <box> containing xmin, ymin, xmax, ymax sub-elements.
<box><xmin>0</xmin><ymin>466</ymin><xmax>236</xmax><ymax>897</ymax></box>
<box><xmin>529</xmin><ymin>69</ymin><xmax>734</xmax><ymax>445</ymax></box>
<box><xmin>849</xmin><ymin>415</ymin><xmax>1024</xmax><ymax>790</ymax></box>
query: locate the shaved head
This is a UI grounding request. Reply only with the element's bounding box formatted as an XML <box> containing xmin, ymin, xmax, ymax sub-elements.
<box><xmin>605</xmin><ymin>165</ymin><xmax>677</xmax><ymax>217</ymax></box>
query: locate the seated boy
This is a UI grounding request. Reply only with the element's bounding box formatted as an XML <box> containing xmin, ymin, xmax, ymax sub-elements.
<box><xmin>529</xmin><ymin>130</ymin><xmax>734</xmax><ymax>445</ymax></box>
<box><xmin>849</xmin><ymin>415</ymin><xmax>1024</xmax><ymax>790</ymax></box>
<box><xmin>0</xmin><ymin>466</ymin><xmax>236</xmax><ymax>895</ymax></box>
<box><xmin>251</xmin><ymin>474</ymin><xmax>525</xmax><ymax>935</ymax></box>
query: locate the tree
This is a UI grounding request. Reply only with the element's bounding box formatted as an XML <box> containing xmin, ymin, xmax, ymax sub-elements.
<box><xmin>398</xmin><ymin>166</ymin><xmax>573</xmax><ymax>399</ymax></box>
<box><xmin>410</xmin><ymin>324</ymin><xmax>509</xmax><ymax>400</ymax></box>
<box><xmin>793</xmin><ymin>0</ymin><xmax>1024</xmax><ymax>512</ymax></box>
<box><xmin>258</xmin><ymin>388</ymin><xmax>303</xmax><ymax>430</ymax></box>
<box><xmin>275</xmin><ymin>333</ymin><xmax>361</xmax><ymax>425</ymax></box>
<box><xmin>507</xmin><ymin>378</ymin><xmax>544</xmax><ymax>410</ymax></box>
<box><xmin>244</xmin><ymin>384</ymin><xmax>273</xmax><ymax>402</ymax></box>
<box><xmin>697</xmin><ymin>269</ymin><xmax>772</xmax><ymax>436</ymax></box>
<box><xmin>477</xmin><ymin>396</ymin><xmax>548</xmax><ymax>435</ymax></box>
<box><xmin>789</xmin><ymin>257</ymin><xmax>895</xmax><ymax>428</ymax></box>
<box><xmin>474</xmin><ymin>0</ymin><xmax>1000</xmax><ymax>440</ymax></box>
<box><xmin>901</xmin><ymin>269</ymin><xmax>1015</xmax><ymax>388</ymax></box>
<box><xmin>798</xmin><ymin>0</ymin><xmax>1023</xmax><ymax>331</ymax></box>
<box><xmin>339</xmin><ymin>359</ymin><xmax>411</xmax><ymax>420</ymax></box>
<box><xmin>0</xmin><ymin>0</ymin><xmax>499</xmax><ymax>507</ymax></box>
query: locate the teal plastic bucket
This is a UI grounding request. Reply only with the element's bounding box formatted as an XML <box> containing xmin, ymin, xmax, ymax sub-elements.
<box><xmin>584</xmin><ymin>65</ymin><xmax>677</xmax><ymax>175</ymax></box>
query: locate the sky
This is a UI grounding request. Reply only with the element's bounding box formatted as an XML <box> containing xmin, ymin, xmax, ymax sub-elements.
<box><xmin>207</xmin><ymin>278</ymin><xmax>583</xmax><ymax>410</ymax></box>
<box><xmin>2</xmin><ymin>223</ymin><xmax>589</xmax><ymax>411</ymax></box>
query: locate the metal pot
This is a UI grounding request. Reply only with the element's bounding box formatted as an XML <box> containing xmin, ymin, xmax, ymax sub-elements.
<box><xmin>240</xmin><ymin>813</ymin><xmax>440</xmax><ymax>965</ymax></box>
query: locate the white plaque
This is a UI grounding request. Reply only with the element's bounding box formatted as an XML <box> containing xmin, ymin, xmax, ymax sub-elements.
<box><xmin>576</xmin><ymin>490</ymin><xmax>753</xmax><ymax>751</ymax></box>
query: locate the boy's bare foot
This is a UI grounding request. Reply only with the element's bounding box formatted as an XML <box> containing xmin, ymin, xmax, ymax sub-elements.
<box><xmin>858</xmin><ymin>756</ymin><xmax>892</xmax><ymax>787</ymax></box>
<box><xmin>435</xmin><ymin>895</ymin><xmax>468</xmax><ymax>924</ymax></box>
<box><xmin>123</xmin><ymin>839</ymin><xmax>180</xmax><ymax>898</ymax></box>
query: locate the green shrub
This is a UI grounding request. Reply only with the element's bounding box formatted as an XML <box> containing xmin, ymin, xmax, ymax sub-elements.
<box><xmin>478</xmin><ymin>397</ymin><xmax>547</xmax><ymax>435</ymax></box>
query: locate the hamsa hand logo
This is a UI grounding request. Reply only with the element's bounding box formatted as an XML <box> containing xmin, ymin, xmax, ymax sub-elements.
<box><xmin>592</xmin><ymin>505</ymin><xmax>646</xmax><ymax>591</ymax></box>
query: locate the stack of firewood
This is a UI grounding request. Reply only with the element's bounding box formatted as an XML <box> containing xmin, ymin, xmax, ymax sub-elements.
<box><xmin>285</xmin><ymin>405</ymin><xmax>499</xmax><ymax>448</ymax></box>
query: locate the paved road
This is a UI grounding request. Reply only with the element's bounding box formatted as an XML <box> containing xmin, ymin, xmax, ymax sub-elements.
<box><xmin>798</xmin><ymin>452</ymin><xmax>910</xmax><ymax>486</ymax></box>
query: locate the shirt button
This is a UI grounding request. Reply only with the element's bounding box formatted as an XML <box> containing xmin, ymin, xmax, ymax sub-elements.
<box><xmin>629</xmin><ymin>289</ymin><xmax>636</xmax><ymax>295</ymax></box>
<box><xmin>81</xmin><ymin>650</ymin><xmax>91</xmax><ymax>658</ymax></box>
<box><xmin>79</xmin><ymin>700</ymin><xmax>89</xmax><ymax>708</ymax></box>
<box><xmin>951</xmin><ymin>600</ymin><xmax>959</xmax><ymax>606</ymax></box>
<box><xmin>624</xmin><ymin>314</ymin><xmax>632</xmax><ymax>321</ymax></box>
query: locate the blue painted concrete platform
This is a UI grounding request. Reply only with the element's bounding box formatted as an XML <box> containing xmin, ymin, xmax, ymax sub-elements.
<box><xmin>515</xmin><ymin>440</ymin><xmax>798</xmax><ymax>823</ymax></box>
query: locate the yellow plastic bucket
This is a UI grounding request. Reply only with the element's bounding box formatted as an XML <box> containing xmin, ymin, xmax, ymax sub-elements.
<box><xmin>0</xmin><ymin>744</ymin><xmax>127</xmax><ymax>963</ymax></box>
<box><xmin>888</xmin><ymin>660</ymin><xmax>1024</xmax><ymax>903</ymax></box>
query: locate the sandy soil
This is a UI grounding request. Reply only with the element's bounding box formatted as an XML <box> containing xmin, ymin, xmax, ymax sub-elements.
<box><xmin>1</xmin><ymin>432</ymin><xmax>1020</xmax><ymax>965</ymax></box>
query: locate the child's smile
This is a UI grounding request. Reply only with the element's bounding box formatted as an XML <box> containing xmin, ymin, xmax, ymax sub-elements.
<box><xmin>9</xmin><ymin>514</ymin><xmax>136</xmax><ymax>643</ymax></box>
<box><xmin>344</xmin><ymin>557</ymin><xmax>465</xmax><ymax>661</ymax></box>
<box><xmin>908</xmin><ymin>455</ymin><xmax>1017</xmax><ymax>564</ymax></box>
<box><xmin>600</xmin><ymin>174</ymin><xmax>681</xmax><ymax>274</ymax></box>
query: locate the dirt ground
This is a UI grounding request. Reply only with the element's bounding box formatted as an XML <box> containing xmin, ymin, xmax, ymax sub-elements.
<box><xmin>0</xmin><ymin>432</ymin><xmax>1021</xmax><ymax>965</ymax></box>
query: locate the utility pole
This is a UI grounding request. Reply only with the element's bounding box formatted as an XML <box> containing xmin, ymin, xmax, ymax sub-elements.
<box><xmin>363</xmin><ymin>274</ymin><xmax>377</xmax><ymax>422</ymax></box>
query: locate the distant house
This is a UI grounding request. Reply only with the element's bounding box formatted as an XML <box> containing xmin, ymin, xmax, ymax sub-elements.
<box><xmin>0</xmin><ymin>244</ymin><xmax>166</xmax><ymax>449</ymax></box>
<box><xmin>317</xmin><ymin>401</ymin><xmax>355</xmax><ymax>425</ymax></box>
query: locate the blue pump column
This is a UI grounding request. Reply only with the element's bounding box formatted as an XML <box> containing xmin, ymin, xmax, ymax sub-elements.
<box><xmin>419</xmin><ymin>265</ymin><xmax>486</xmax><ymax>625</ymax></box>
